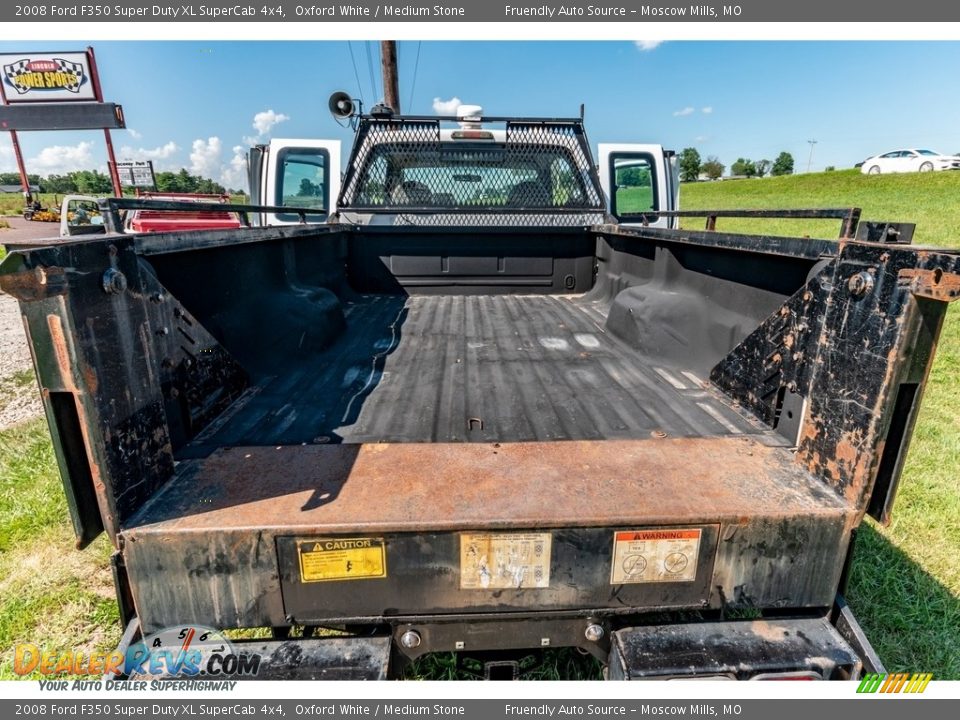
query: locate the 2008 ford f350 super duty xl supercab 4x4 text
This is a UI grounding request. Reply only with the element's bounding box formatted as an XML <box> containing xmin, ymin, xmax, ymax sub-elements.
<box><xmin>2</xmin><ymin>106</ymin><xmax>959</xmax><ymax>680</ymax></box>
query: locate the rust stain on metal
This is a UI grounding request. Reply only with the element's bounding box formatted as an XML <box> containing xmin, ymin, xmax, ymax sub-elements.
<box><xmin>748</xmin><ymin>620</ymin><xmax>792</xmax><ymax>643</ymax></box>
<box><xmin>46</xmin><ymin>312</ymin><xmax>116</xmax><ymax>544</ymax></box>
<box><xmin>47</xmin><ymin>313</ymin><xmax>77</xmax><ymax>393</ymax></box>
<box><xmin>898</xmin><ymin>268</ymin><xmax>960</xmax><ymax>302</ymax></box>
<box><xmin>0</xmin><ymin>266</ymin><xmax>67</xmax><ymax>301</ymax></box>
<box><xmin>81</xmin><ymin>365</ymin><xmax>99</xmax><ymax>395</ymax></box>
<box><xmin>131</xmin><ymin>438</ymin><xmax>849</xmax><ymax>536</ymax></box>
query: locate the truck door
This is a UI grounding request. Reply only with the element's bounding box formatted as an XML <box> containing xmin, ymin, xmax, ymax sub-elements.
<box><xmin>258</xmin><ymin>138</ymin><xmax>341</xmax><ymax>226</ymax></box>
<box><xmin>598</xmin><ymin>144</ymin><xmax>679</xmax><ymax>228</ymax></box>
<box><xmin>59</xmin><ymin>195</ymin><xmax>107</xmax><ymax>237</ymax></box>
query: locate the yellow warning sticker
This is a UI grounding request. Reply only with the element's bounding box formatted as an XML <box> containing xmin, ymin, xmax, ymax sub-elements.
<box><xmin>460</xmin><ymin>532</ymin><xmax>552</xmax><ymax>590</ymax></box>
<box><xmin>610</xmin><ymin>529</ymin><xmax>701</xmax><ymax>584</ymax></box>
<box><xmin>297</xmin><ymin>538</ymin><xmax>386</xmax><ymax>583</ymax></box>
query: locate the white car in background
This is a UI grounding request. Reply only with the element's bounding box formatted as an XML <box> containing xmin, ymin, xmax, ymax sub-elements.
<box><xmin>860</xmin><ymin>148</ymin><xmax>960</xmax><ymax>174</ymax></box>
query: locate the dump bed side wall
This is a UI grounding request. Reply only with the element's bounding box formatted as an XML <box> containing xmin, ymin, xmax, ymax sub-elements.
<box><xmin>346</xmin><ymin>228</ymin><xmax>596</xmax><ymax>295</ymax></box>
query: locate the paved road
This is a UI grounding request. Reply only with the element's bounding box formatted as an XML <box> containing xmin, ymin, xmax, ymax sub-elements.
<box><xmin>1</xmin><ymin>215</ymin><xmax>63</xmax><ymax>246</ymax></box>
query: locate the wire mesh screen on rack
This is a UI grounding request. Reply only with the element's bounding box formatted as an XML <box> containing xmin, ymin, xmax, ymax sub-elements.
<box><xmin>338</xmin><ymin>117</ymin><xmax>604</xmax><ymax>215</ymax></box>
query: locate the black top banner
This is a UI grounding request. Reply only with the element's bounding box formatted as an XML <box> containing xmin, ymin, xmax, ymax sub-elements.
<box><xmin>3</xmin><ymin>1</ymin><xmax>957</xmax><ymax>23</ymax></box>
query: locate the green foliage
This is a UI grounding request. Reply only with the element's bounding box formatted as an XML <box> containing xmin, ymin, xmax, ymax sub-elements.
<box><xmin>678</xmin><ymin>147</ymin><xmax>701</xmax><ymax>182</ymax></box>
<box><xmin>299</xmin><ymin>178</ymin><xmax>322</xmax><ymax>197</ymax></box>
<box><xmin>40</xmin><ymin>174</ymin><xmax>78</xmax><ymax>194</ymax></box>
<box><xmin>0</xmin><ymin>173</ymin><xmax>40</xmax><ymax>187</ymax></box>
<box><xmin>616</xmin><ymin>165</ymin><xmax>651</xmax><ymax>187</ymax></box>
<box><xmin>154</xmin><ymin>170</ymin><xmax>225</xmax><ymax>195</ymax></box>
<box><xmin>701</xmin><ymin>156</ymin><xmax>725</xmax><ymax>180</ymax></box>
<box><xmin>71</xmin><ymin>170</ymin><xmax>112</xmax><ymax>194</ymax></box>
<box><xmin>755</xmin><ymin>159</ymin><xmax>771</xmax><ymax>178</ymax></box>
<box><xmin>3</xmin><ymin>167</ymin><xmax>225</xmax><ymax>200</ymax></box>
<box><xmin>825</xmin><ymin>166</ymin><xmax>836</xmax><ymax>172</ymax></box>
<box><xmin>772</xmin><ymin>151</ymin><xmax>794</xmax><ymax>176</ymax></box>
<box><xmin>731</xmin><ymin>158</ymin><xmax>756</xmax><ymax>177</ymax></box>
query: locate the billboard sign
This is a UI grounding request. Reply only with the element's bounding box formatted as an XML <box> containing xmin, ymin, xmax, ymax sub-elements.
<box><xmin>0</xmin><ymin>51</ymin><xmax>96</xmax><ymax>103</ymax></box>
<box><xmin>117</xmin><ymin>160</ymin><xmax>156</xmax><ymax>188</ymax></box>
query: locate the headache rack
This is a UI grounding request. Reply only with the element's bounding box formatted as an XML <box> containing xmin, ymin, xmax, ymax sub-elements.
<box><xmin>337</xmin><ymin>115</ymin><xmax>606</xmax><ymax>217</ymax></box>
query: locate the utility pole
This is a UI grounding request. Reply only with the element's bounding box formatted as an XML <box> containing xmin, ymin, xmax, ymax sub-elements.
<box><xmin>806</xmin><ymin>139</ymin><xmax>818</xmax><ymax>173</ymax></box>
<box><xmin>381</xmin><ymin>41</ymin><xmax>400</xmax><ymax>114</ymax></box>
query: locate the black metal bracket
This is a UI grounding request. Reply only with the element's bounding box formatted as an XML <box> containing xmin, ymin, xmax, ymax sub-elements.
<box><xmin>854</xmin><ymin>221</ymin><xmax>916</xmax><ymax>245</ymax></box>
<box><xmin>628</xmin><ymin>207</ymin><xmax>862</xmax><ymax>239</ymax></box>
<box><xmin>97</xmin><ymin>197</ymin><xmax>327</xmax><ymax>234</ymax></box>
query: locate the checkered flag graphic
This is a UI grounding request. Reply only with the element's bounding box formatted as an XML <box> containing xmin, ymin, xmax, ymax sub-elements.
<box><xmin>3</xmin><ymin>57</ymin><xmax>85</xmax><ymax>94</ymax></box>
<box><xmin>52</xmin><ymin>58</ymin><xmax>85</xmax><ymax>91</ymax></box>
<box><xmin>3</xmin><ymin>59</ymin><xmax>32</xmax><ymax>94</ymax></box>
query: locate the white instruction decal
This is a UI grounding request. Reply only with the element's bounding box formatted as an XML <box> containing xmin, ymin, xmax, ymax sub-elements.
<box><xmin>460</xmin><ymin>532</ymin><xmax>551</xmax><ymax>590</ymax></box>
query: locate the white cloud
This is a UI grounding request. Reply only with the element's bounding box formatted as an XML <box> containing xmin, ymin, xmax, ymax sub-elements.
<box><xmin>127</xmin><ymin>128</ymin><xmax>143</xmax><ymax>139</ymax></box>
<box><xmin>635</xmin><ymin>41</ymin><xmax>663</xmax><ymax>51</ymax></box>
<box><xmin>118</xmin><ymin>141</ymin><xmax>179</xmax><ymax>164</ymax></box>
<box><xmin>432</xmin><ymin>96</ymin><xmax>462</xmax><ymax>114</ymax></box>
<box><xmin>28</xmin><ymin>142</ymin><xmax>97</xmax><ymax>174</ymax></box>
<box><xmin>222</xmin><ymin>145</ymin><xmax>248</xmax><ymax>192</ymax></box>
<box><xmin>0</xmin><ymin>144</ymin><xmax>14</xmax><ymax>173</ymax></box>
<box><xmin>252</xmin><ymin>109</ymin><xmax>290</xmax><ymax>137</ymax></box>
<box><xmin>189</xmin><ymin>137</ymin><xmax>223</xmax><ymax>179</ymax></box>
<box><xmin>701</xmin><ymin>106</ymin><xmax>713</xmax><ymax>114</ymax></box>
<box><xmin>185</xmin><ymin>137</ymin><xmax>247</xmax><ymax>189</ymax></box>
<box><xmin>242</xmin><ymin>135</ymin><xmax>260</xmax><ymax>148</ymax></box>
<box><xmin>695</xmin><ymin>135</ymin><xmax>710</xmax><ymax>143</ymax></box>
<box><xmin>673</xmin><ymin>107</ymin><xmax>695</xmax><ymax>117</ymax></box>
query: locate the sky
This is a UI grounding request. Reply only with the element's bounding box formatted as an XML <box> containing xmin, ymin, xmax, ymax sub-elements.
<box><xmin>1</xmin><ymin>40</ymin><xmax>959</xmax><ymax>188</ymax></box>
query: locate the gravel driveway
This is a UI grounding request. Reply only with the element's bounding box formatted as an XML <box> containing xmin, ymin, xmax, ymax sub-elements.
<box><xmin>1</xmin><ymin>220</ymin><xmax>52</xmax><ymax>429</ymax></box>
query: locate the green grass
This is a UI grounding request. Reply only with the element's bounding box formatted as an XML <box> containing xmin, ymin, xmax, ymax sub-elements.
<box><xmin>0</xmin><ymin>169</ymin><xmax>957</xmax><ymax>680</ymax></box>
<box><xmin>0</xmin><ymin>369</ymin><xmax>35</xmax><ymax>417</ymax></box>
<box><xmin>844</xmin><ymin>304</ymin><xmax>960</xmax><ymax>677</ymax></box>
<box><xmin>0</xmin><ymin>420</ymin><xmax>118</xmax><ymax>680</ymax></box>
<box><xmin>0</xmin><ymin>193</ymin><xmax>65</xmax><ymax>218</ymax></box>
<box><xmin>616</xmin><ymin>186</ymin><xmax>655</xmax><ymax>215</ymax></box>
<box><xmin>684</xmin><ymin>169</ymin><xmax>960</xmax><ymax>678</ymax></box>
<box><xmin>680</xmin><ymin>169</ymin><xmax>960</xmax><ymax>246</ymax></box>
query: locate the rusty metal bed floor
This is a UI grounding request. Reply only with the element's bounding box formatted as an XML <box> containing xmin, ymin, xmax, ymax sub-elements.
<box><xmin>183</xmin><ymin>294</ymin><xmax>771</xmax><ymax>455</ymax></box>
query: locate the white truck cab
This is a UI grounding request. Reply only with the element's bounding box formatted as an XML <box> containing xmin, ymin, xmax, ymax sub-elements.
<box><xmin>249</xmin><ymin>105</ymin><xmax>678</xmax><ymax>228</ymax></box>
<box><xmin>247</xmin><ymin>138</ymin><xmax>341</xmax><ymax>226</ymax></box>
<box><xmin>598</xmin><ymin>144</ymin><xmax>680</xmax><ymax>228</ymax></box>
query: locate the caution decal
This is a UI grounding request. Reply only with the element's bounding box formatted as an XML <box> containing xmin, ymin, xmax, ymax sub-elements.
<box><xmin>610</xmin><ymin>528</ymin><xmax>701</xmax><ymax>584</ymax></box>
<box><xmin>297</xmin><ymin>537</ymin><xmax>386</xmax><ymax>583</ymax></box>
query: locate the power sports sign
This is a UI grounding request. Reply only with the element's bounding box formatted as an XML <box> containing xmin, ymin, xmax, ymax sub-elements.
<box><xmin>0</xmin><ymin>51</ymin><xmax>96</xmax><ymax>103</ymax></box>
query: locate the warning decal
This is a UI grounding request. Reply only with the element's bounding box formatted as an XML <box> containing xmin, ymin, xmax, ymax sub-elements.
<box><xmin>460</xmin><ymin>533</ymin><xmax>552</xmax><ymax>590</ymax></box>
<box><xmin>610</xmin><ymin>528</ymin><xmax>701</xmax><ymax>584</ymax></box>
<box><xmin>297</xmin><ymin>537</ymin><xmax>386</xmax><ymax>583</ymax></box>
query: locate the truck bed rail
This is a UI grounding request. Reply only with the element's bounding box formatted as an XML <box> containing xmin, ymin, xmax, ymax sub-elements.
<box><xmin>97</xmin><ymin>197</ymin><xmax>327</xmax><ymax>234</ymax></box>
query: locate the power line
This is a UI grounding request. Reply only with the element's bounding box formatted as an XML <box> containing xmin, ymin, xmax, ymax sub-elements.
<box><xmin>347</xmin><ymin>42</ymin><xmax>365</xmax><ymax>104</ymax></box>
<box><xmin>364</xmin><ymin>41</ymin><xmax>379</xmax><ymax>102</ymax></box>
<box><xmin>408</xmin><ymin>41</ymin><xmax>422</xmax><ymax>112</ymax></box>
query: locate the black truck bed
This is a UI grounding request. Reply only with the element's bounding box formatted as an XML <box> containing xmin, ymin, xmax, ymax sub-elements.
<box><xmin>185</xmin><ymin>293</ymin><xmax>764</xmax><ymax>453</ymax></box>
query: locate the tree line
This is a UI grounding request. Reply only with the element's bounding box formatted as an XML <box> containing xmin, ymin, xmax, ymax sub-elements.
<box><xmin>0</xmin><ymin>170</ymin><xmax>228</xmax><ymax>195</ymax></box>
<box><xmin>677</xmin><ymin>149</ymin><xmax>795</xmax><ymax>182</ymax></box>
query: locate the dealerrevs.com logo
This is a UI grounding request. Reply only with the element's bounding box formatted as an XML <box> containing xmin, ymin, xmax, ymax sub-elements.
<box><xmin>856</xmin><ymin>673</ymin><xmax>933</xmax><ymax>694</ymax></box>
<box><xmin>14</xmin><ymin>625</ymin><xmax>261</xmax><ymax>679</ymax></box>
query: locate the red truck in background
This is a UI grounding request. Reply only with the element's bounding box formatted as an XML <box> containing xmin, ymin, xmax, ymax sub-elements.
<box><xmin>125</xmin><ymin>192</ymin><xmax>243</xmax><ymax>233</ymax></box>
<box><xmin>59</xmin><ymin>192</ymin><xmax>243</xmax><ymax>237</ymax></box>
